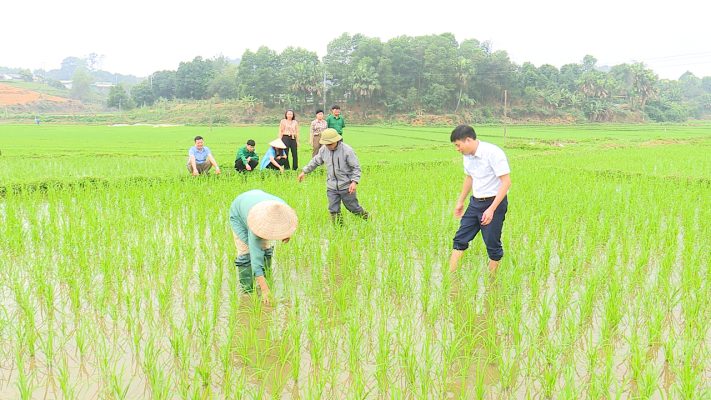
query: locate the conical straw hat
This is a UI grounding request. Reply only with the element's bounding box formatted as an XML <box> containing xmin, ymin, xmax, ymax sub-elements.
<box><xmin>247</xmin><ymin>201</ymin><xmax>298</xmax><ymax>240</ymax></box>
<box><xmin>269</xmin><ymin>138</ymin><xmax>287</xmax><ymax>149</ymax></box>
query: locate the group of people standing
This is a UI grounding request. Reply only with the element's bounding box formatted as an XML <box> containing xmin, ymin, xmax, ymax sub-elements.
<box><xmin>275</xmin><ymin>104</ymin><xmax>346</xmax><ymax>171</ymax></box>
<box><xmin>188</xmin><ymin>117</ymin><xmax>511</xmax><ymax>306</ymax></box>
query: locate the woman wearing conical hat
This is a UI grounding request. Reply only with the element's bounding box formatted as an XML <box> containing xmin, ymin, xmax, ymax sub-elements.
<box><xmin>259</xmin><ymin>138</ymin><xmax>289</xmax><ymax>173</ymax></box>
<box><xmin>229</xmin><ymin>190</ymin><xmax>298</xmax><ymax>304</ymax></box>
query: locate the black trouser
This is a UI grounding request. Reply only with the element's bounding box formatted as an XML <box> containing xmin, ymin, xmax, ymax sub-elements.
<box><xmin>453</xmin><ymin>196</ymin><xmax>508</xmax><ymax>261</ymax></box>
<box><xmin>281</xmin><ymin>136</ymin><xmax>298</xmax><ymax>170</ymax></box>
<box><xmin>235</xmin><ymin>158</ymin><xmax>258</xmax><ymax>172</ymax></box>
<box><xmin>265</xmin><ymin>157</ymin><xmax>287</xmax><ymax>170</ymax></box>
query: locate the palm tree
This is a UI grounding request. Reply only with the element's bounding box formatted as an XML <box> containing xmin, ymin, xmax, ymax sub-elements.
<box><xmin>351</xmin><ymin>58</ymin><xmax>381</xmax><ymax>105</ymax></box>
<box><xmin>455</xmin><ymin>57</ymin><xmax>473</xmax><ymax>113</ymax></box>
<box><xmin>630</xmin><ymin>63</ymin><xmax>658</xmax><ymax>110</ymax></box>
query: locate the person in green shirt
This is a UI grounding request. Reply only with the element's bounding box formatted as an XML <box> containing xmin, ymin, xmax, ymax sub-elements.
<box><xmin>229</xmin><ymin>190</ymin><xmax>298</xmax><ymax>304</ymax></box>
<box><xmin>234</xmin><ymin>139</ymin><xmax>259</xmax><ymax>172</ymax></box>
<box><xmin>326</xmin><ymin>104</ymin><xmax>345</xmax><ymax>135</ymax></box>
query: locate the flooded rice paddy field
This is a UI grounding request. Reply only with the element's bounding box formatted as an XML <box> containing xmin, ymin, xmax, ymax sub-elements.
<box><xmin>0</xmin><ymin>124</ymin><xmax>709</xmax><ymax>398</ymax></box>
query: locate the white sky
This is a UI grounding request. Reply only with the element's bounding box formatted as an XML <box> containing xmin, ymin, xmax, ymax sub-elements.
<box><xmin>1</xmin><ymin>0</ymin><xmax>709</xmax><ymax>80</ymax></box>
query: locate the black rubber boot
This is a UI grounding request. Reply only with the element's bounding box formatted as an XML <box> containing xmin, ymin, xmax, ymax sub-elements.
<box><xmin>263</xmin><ymin>247</ymin><xmax>274</xmax><ymax>277</ymax></box>
<box><xmin>235</xmin><ymin>254</ymin><xmax>253</xmax><ymax>293</ymax></box>
<box><xmin>330</xmin><ymin>212</ymin><xmax>343</xmax><ymax>226</ymax></box>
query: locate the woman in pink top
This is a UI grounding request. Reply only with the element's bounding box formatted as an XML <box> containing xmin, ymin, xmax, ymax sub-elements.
<box><xmin>279</xmin><ymin>109</ymin><xmax>299</xmax><ymax>170</ymax></box>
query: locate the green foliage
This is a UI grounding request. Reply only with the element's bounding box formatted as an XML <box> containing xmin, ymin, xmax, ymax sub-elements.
<box><xmin>151</xmin><ymin>70</ymin><xmax>176</xmax><ymax>100</ymax></box>
<box><xmin>107</xmin><ymin>84</ymin><xmax>134</xmax><ymax>109</ymax></box>
<box><xmin>130</xmin><ymin>80</ymin><xmax>155</xmax><ymax>107</ymax></box>
<box><xmin>176</xmin><ymin>56</ymin><xmax>215</xmax><ymax>99</ymax></box>
<box><xmin>69</xmin><ymin>67</ymin><xmax>94</xmax><ymax>102</ymax></box>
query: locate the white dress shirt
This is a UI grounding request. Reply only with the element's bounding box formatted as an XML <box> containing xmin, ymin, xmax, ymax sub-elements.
<box><xmin>463</xmin><ymin>141</ymin><xmax>510</xmax><ymax>198</ymax></box>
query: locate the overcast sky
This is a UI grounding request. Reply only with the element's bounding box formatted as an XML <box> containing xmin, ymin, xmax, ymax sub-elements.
<box><xmin>2</xmin><ymin>0</ymin><xmax>709</xmax><ymax>80</ymax></box>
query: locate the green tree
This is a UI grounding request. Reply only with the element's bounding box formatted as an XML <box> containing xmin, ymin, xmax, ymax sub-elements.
<box><xmin>207</xmin><ymin>62</ymin><xmax>239</xmax><ymax>100</ymax></box>
<box><xmin>70</xmin><ymin>67</ymin><xmax>93</xmax><ymax>102</ymax></box>
<box><xmin>630</xmin><ymin>63</ymin><xmax>657</xmax><ymax>110</ymax></box>
<box><xmin>131</xmin><ymin>81</ymin><xmax>155</xmax><ymax>107</ymax></box>
<box><xmin>59</xmin><ymin>57</ymin><xmax>88</xmax><ymax>80</ymax></box>
<box><xmin>421</xmin><ymin>33</ymin><xmax>458</xmax><ymax>111</ymax></box>
<box><xmin>454</xmin><ymin>57</ymin><xmax>473</xmax><ymax>112</ymax></box>
<box><xmin>351</xmin><ymin>57</ymin><xmax>381</xmax><ymax>105</ymax></box>
<box><xmin>323</xmin><ymin>33</ymin><xmax>359</xmax><ymax>102</ymax></box>
<box><xmin>175</xmin><ymin>56</ymin><xmax>215</xmax><ymax>99</ymax></box>
<box><xmin>19</xmin><ymin>69</ymin><xmax>33</xmax><ymax>82</ymax></box>
<box><xmin>151</xmin><ymin>70</ymin><xmax>176</xmax><ymax>100</ymax></box>
<box><xmin>238</xmin><ymin>47</ymin><xmax>283</xmax><ymax>106</ymax></box>
<box><xmin>280</xmin><ymin>47</ymin><xmax>322</xmax><ymax>108</ymax></box>
<box><xmin>107</xmin><ymin>84</ymin><xmax>134</xmax><ymax>109</ymax></box>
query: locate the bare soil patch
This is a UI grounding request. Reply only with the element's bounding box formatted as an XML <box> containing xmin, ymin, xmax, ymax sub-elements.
<box><xmin>0</xmin><ymin>83</ymin><xmax>69</xmax><ymax>106</ymax></box>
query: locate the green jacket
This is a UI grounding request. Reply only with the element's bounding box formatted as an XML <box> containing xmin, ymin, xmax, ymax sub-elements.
<box><xmin>236</xmin><ymin>146</ymin><xmax>259</xmax><ymax>164</ymax></box>
<box><xmin>326</xmin><ymin>114</ymin><xmax>345</xmax><ymax>134</ymax></box>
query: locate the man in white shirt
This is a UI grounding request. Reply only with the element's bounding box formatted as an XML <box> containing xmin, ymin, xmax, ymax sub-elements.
<box><xmin>449</xmin><ymin>125</ymin><xmax>511</xmax><ymax>274</ymax></box>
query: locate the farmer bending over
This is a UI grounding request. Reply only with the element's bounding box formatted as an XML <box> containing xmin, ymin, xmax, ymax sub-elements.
<box><xmin>229</xmin><ymin>190</ymin><xmax>298</xmax><ymax>304</ymax></box>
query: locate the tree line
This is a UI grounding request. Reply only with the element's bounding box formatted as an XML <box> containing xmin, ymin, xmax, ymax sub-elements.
<box><xmin>107</xmin><ymin>33</ymin><xmax>711</xmax><ymax>122</ymax></box>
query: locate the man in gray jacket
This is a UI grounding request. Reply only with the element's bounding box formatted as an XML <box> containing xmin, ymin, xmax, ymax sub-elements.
<box><xmin>298</xmin><ymin>128</ymin><xmax>369</xmax><ymax>224</ymax></box>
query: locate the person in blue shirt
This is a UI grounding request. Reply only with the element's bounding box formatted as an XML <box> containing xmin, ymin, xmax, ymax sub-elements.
<box><xmin>259</xmin><ymin>138</ymin><xmax>288</xmax><ymax>173</ymax></box>
<box><xmin>187</xmin><ymin>136</ymin><xmax>221</xmax><ymax>176</ymax></box>
<box><xmin>229</xmin><ymin>190</ymin><xmax>298</xmax><ymax>304</ymax></box>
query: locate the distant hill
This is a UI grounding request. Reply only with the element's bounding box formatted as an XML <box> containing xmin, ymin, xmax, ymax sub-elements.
<box><xmin>31</xmin><ymin>56</ymin><xmax>142</xmax><ymax>85</ymax></box>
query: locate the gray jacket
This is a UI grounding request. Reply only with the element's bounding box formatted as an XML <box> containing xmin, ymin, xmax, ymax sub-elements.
<box><xmin>302</xmin><ymin>142</ymin><xmax>361</xmax><ymax>191</ymax></box>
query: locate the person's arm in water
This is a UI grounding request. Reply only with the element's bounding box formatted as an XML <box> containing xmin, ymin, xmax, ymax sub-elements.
<box><xmin>248</xmin><ymin>231</ymin><xmax>271</xmax><ymax>304</ymax></box>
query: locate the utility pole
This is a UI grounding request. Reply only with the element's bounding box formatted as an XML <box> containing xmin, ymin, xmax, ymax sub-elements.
<box><xmin>503</xmin><ymin>89</ymin><xmax>508</xmax><ymax>145</ymax></box>
<box><xmin>209</xmin><ymin>98</ymin><xmax>213</xmax><ymax>132</ymax></box>
<box><xmin>323</xmin><ymin>69</ymin><xmax>327</xmax><ymax>110</ymax></box>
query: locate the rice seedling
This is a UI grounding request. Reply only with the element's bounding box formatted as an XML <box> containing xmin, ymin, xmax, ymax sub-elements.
<box><xmin>0</xmin><ymin>123</ymin><xmax>708</xmax><ymax>398</ymax></box>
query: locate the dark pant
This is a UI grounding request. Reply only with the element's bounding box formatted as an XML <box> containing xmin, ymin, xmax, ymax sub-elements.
<box><xmin>235</xmin><ymin>158</ymin><xmax>258</xmax><ymax>172</ymax></box>
<box><xmin>327</xmin><ymin>188</ymin><xmax>368</xmax><ymax>218</ymax></box>
<box><xmin>265</xmin><ymin>157</ymin><xmax>287</xmax><ymax>170</ymax></box>
<box><xmin>281</xmin><ymin>136</ymin><xmax>298</xmax><ymax>170</ymax></box>
<box><xmin>453</xmin><ymin>196</ymin><xmax>508</xmax><ymax>261</ymax></box>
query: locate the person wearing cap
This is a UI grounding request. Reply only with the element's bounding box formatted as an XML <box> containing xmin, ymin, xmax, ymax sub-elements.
<box><xmin>187</xmin><ymin>135</ymin><xmax>221</xmax><ymax>176</ymax></box>
<box><xmin>309</xmin><ymin>109</ymin><xmax>327</xmax><ymax>158</ymax></box>
<box><xmin>259</xmin><ymin>138</ymin><xmax>288</xmax><ymax>173</ymax></box>
<box><xmin>326</xmin><ymin>105</ymin><xmax>345</xmax><ymax>136</ymax></box>
<box><xmin>235</xmin><ymin>139</ymin><xmax>259</xmax><ymax>172</ymax></box>
<box><xmin>448</xmin><ymin>124</ymin><xmax>511</xmax><ymax>275</ymax></box>
<box><xmin>298</xmin><ymin>128</ymin><xmax>369</xmax><ymax>224</ymax></box>
<box><xmin>229</xmin><ymin>189</ymin><xmax>298</xmax><ymax>304</ymax></box>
